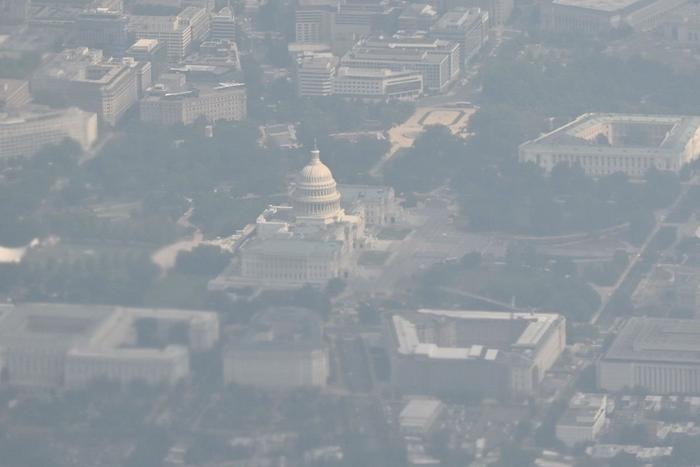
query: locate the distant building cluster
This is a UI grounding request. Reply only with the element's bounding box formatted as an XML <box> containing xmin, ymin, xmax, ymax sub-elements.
<box><xmin>519</xmin><ymin>113</ymin><xmax>700</xmax><ymax>177</ymax></box>
<box><xmin>0</xmin><ymin>303</ymin><xmax>219</xmax><ymax>388</ymax></box>
<box><xmin>0</xmin><ymin>0</ymin><xmax>248</xmax><ymax>158</ymax></box>
<box><xmin>385</xmin><ymin>309</ymin><xmax>566</xmax><ymax>398</ymax></box>
<box><xmin>293</xmin><ymin>5</ymin><xmax>489</xmax><ymax>98</ymax></box>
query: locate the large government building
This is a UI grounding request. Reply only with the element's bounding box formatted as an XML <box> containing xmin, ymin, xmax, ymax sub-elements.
<box><xmin>223</xmin><ymin>308</ymin><xmax>329</xmax><ymax>389</ymax></box>
<box><xmin>386</xmin><ymin>309</ymin><xmax>566</xmax><ymax>398</ymax></box>
<box><xmin>0</xmin><ymin>105</ymin><xmax>98</xmax><ymax>159</ymax></box>
<box><xmin>598</xmin><ymin>317</ymin><xmax>700</xmax><ymax>394</ymax></box>
<box><xmin>540</xmin><ymin>0</ymin><xmax>687</xmax><ymax>34</ymax></box>
<box><xmin>519</xmin><ymin>113</ymin><xmax>700</xmax><ymax>177</ymax></box>
<box><xmin>0</xmin><ymin>303</ymin><xmax>219</xmax><ymax>388</ymax></box>
<box><xmin>211</xmin><ymin>146</ymin><xmax>399</xmax><ymax>289</ymax></box>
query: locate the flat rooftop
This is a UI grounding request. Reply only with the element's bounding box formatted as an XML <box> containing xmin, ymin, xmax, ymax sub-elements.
<box><xmin>0</xmin><ymin>303</ymin><xmax>217</xmax><ymax>349</ymax></box>
<box><xmin>336</xmin><ymin>67</ymin><xmax>419</xmax><ymax>79</ymax></box>
<box><xmin>604</xmin><ymin>317</ymin><xmax>700</xmax><ymax>364</ymax></box>
<box><xmin>558</xmin><ymin>393</ymin><xmax>607</xmax><ymax>427</ymax></box>
<box><xmin>400</xmin><ymin>398</ymin><xmax>443</xmax><ymax>423</ymax></box>
<box><xmin>520</xmin><ymin>113</ymin><xmax>700</xmax><ymax>156</ymax></box>
<box><xmin>37</xmin><ymin>48</ymin><xmax>128</xmax><ymax>84</ymax></box>
<box><xmin>128</xmin><ymin>38</ymin><xmax>160</xmax><ymax>52</ymax></box>
<box><xmin>0</xmin><ymin>303</ymin><xmax>113</xmax><ymax>348</ymax></box>
<box><xmin>227</xmin><ymin>307</ymin><xmax>324</xmax><ymax>352</ymax></box>
<box><xmin>0</xmin><ymin>105</ymin><xmax>90</xmax><ymax>126</ymax></box>
<box><xmin>433</xmin><ymin>7</ymin><xmax>483</xmax><ymax>29</ymax></box>
<box><xmin>552</xmin><ymin>0</ymin><xmax>642</xmax><ymax>12</ymax></box>
<box><xmin>391</xmin><ymin>309</ymin><xmax>562</xmax><ymax>361</ymax></box>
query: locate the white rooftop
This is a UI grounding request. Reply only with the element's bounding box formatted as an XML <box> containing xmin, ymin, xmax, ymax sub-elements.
<box><xmin>392</xmin><ymin>309</ymin><xmax>562</xmax><ymax>361</ymax></box>
<box><xmin>552</xmin><ymin>0</ymin><xmax>641</xmax><ymax>12</ymax></box>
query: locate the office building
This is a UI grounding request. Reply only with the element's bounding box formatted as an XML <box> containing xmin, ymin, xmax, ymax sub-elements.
<box><xmin>295</xmin><ymin>4</ymin><xmax>336</xmax><ymax>44</ymax></box>
<box><xmin>431</xmin><ymin>8</ymin><xmax>489</xmax><ymax>65</ymax></box>
<box><xmin>74</xmin><ymin>9</ymin><xmax>129</xmax><ymax>57</ymax></box>
<box><xmin>223</xmin><ymin>308</ymin><xmax>329</xmax><ymax>389</ymax></box>
<box><xmin>341</xmin><ymin>37</ymin><xmax>460</xmax><ymax>93</ymax></box>
<box><xmin>31</xmin><ymin>47</ymin><xmax>140</xmax><ymax>126</ymax></box>
<box><xmin>0</xmin><ymin>303</ymin><xmax>219</xmax><ymax>388</ymax></box>
<box><xmin>296</xmin><ymin>53</ymin><xmax>338</xmax><ymax>96</ymax></box>
<box><xmin>519</xmin><ymin>113</ymin><xmax>700</xmax><ymax>177</ymax></box>
<box><xmin>399</xmin><ymin>397</ymin><xmax>445</xmax><ymax>436</ymax></box>
<box><xmin>128</xmin><ymin>14</ymin><xmax>192</xmax><ymax>62</ymax></box>
<box><xmin>556</xmin><ymin>393</ymin><xmax>608</xmax><ymax>447</ymax></box>
<box><xmin>0</xmin><ymin>79</ymin><xmax>30</xmax><ymax>111</ymax></box>
<box><xmin>0</xmin><ymin>0</ymin><xmax>29</xmax><ymax>25</ymax></box>
<box><xmin>0</xmin><ymin>106</ymin><xmax>98</xmax><ymax>159</ymax></box>
<box><xmin>125</xmin><ymin>39</ymin><xmax>168</xmax><ymax>79</ymax></box>
<box><xmin>443</xmin><ymin>0</ymin><xmax>513</xmax><ymax>26</ymax></box>
<box><xmin>332</xmin><ymin>2</ymin><xmax>392</xmax><ymax>54</ymax></box>
<box><xmin>210</xmin><ymin>6</ymin><xmax>237</xmax><ymax>42</ymax></box>
<box><xmin>140</xmin><ymin>74</ymin><xmax>246</xmax><ymax>126</ymax></box>
<box><xmin>135</xmin><ymin>0</ymin><xmax>214</xmax><ymax>10</ymax></box>
<box><xmin>541</xmin><ymin>0</ymin><xmax>687</xmax><ymax>34</ymax></box>
<box><xmin>599</xmin><ymin>317</ymin><xmax>700</xmax><ymax>394</ymax></box>
<box><xmin>386</xmin><ymin>309</ymin><xmax>566</xmax><ymax>397</ymax></box>
<box><xmin>659</xmin><ymin>3</ymin><xmax>700</xmax><ymax>46</ymax></box>
<box><xmin>398</xmin><ymin>3</ymin><xmax>439</xmax><ymax>31</ymax></box>
<box><xmin>333</xmin><ymin>67</ymin><xmax>423</xmax><ymax>100</ymax></box>
<box><xmin>178</xmin><ymin>6</ymin><xmax>210</xmax><ymax>42</ymax></box>
<box><xmin>173</xmin><ymin>39</ymin><xmax>242</xmax><ymax>83</ymax></box>
<box><xmin>489</xmin><ymin>0</ymin><xmax>514</xmax><ymax>26</ymax></box>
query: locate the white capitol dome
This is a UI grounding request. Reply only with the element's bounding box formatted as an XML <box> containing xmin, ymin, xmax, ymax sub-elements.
<box><xmin>291</xmin><ymin>146</ymin><xmax>342</xmax><ymax>220</ymax></box>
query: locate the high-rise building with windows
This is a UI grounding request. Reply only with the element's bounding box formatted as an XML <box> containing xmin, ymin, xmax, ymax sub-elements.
<box><xmin>128</xmin><ymin>14</ymin><xmax>192</xmax><ymax>62</ymax></box>
<box><xmin>341</xmin><ymin>37</ymin><xmax>460</xmax><ymax>93</ymax></box>
<box><xmin>210</xmin><ymin>6</ymin><xmax>237</xmax><ymax>41</ymax></box>
<box><xmin>431</xmin><ymin>8</ymin><xmax>489</xmax><ymax>65</ymax></box>
<box><xmin>296</xmin><ymin>53</ymin><xmax>338</xmax><ymax>96</ymax></box>
<box><xmin>74</xmin><ymin>9</ymin><xmax>129</xmax><ymax>57</ymax></box>
<box><xmin>31</xmin><ymin>47</ymin><xmax>140</xmax><ymax>126</ymax></box>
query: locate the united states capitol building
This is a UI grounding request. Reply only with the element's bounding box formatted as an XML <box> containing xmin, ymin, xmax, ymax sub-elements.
<box><xmin>211</xmin><ymin>146</ymin><xmax>400</xmax><ymax>289</ymax></box>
